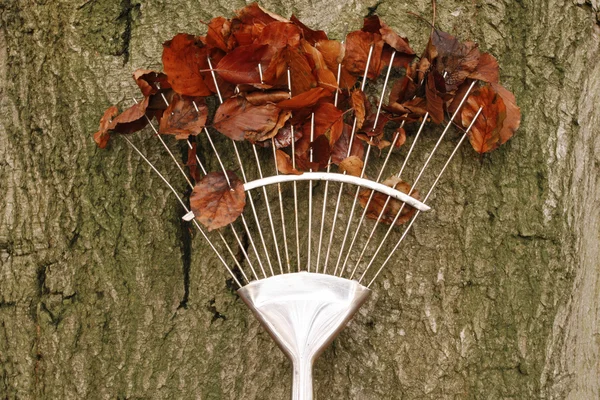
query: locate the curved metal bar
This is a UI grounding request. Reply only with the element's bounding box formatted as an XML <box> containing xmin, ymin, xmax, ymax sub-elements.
<box><xmin>245</xmin><ymin>173</ymin><xmax>430</xmax><ymax>212</ymax></box>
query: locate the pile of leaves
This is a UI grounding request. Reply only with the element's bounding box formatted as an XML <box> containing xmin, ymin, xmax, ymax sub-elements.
<box><xmin>93</xmin><ymin>3</ymin><xmax>520</xmax><ymax>231</ymax></box>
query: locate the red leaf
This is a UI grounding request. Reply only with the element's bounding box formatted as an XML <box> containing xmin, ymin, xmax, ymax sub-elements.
<box><xmin>362</xmin><ymin>16</ymin><xmax>415</xmax><ymax>55</ymax></box>
<box><xmin>190</xmin><ymin>171</ymin><xmax>246</xmax><ymax>231</ymax></box>
<box><xmin>133</xmin><ymin>69</ymin><xmax>170</xmax><ymax>97</ymax></box>
<box><xmin>244</xmin><ymin>90</ymin><xmax>291</xmax><ymax>105</ymax></box>
<box><xmin>109</xmin><ymin>97</ymin><xmax>150</xmax><ymax>134</ymax></box>
<box><xmin>301</xmin><ymin>40</ymin><xmax>338</xmax><ymax>92</ymax></box>
<box><xmin>300</xmin><ymin>102</ymin><xmax>344</xmax><ymax>150</ymax></box>
<box><xmin>276</xmin><ymin>87</ymin><xmax>329</xmax><ymax>110</ymax></box>
<box><xmin>359</xmin><ymin>176</ymin><xmax>419</xmax><ymax>225</ymax></box>
<box><xmin>215</xmin><ymin>44</ymin><xmax>272</xmax><ymax>84</ymax></box>
<box><xmin>316</xmin><ymin>40</ymin><xmax>356</xmax><ymax>89</ymax></box>
<box><xmin>461</xmin><ymin>85</ymin><xmax>507</xmax><ymax>154</ymax></box>
<box><xmin>245</xmin><ymin>108</ymin><xmax>292</xmax><ymax>143</ymax></box>
<box><xmin>213</xmin><ymin>96</ymin><xmax>282</xmax><ymax>141</ymax></box>
<box><xmin>256</xmin><ymin>21</ymin><xmax>302</xmax><ymax>49</ymax></box>
<box><xmin>205</xmin><ymin>16</ymin><xmax>234</xmax><ymax>52</ymax></box>
<box><xmin>159</xmin><ymin>94</ymin><xmax>208</xmax><ymax>140</ymax></box>
<box><xmin>276</xmin><ymin>149</ymin><xmax>302</xmax><ymax>175</ymax></box>
<box><xmin>93</xmin><ymin>106</ymin><xmax>119</xmax><ymax>149</ymax></box>
<box><xmin>162</xmin><ymin>34</ymin><xmax>212</xmax><ymax>97</ymax></box>
<box><xmin>469</xmin><ymin>52</ymin><xmax>499</xmax><ymax>83</ymax></box>
<box><xmin>343</xmin><ymin>30</ymin><xmax>384</xmax><ymax>79</ymax></box>
<box><xmin>290</xmin><ymin>15</ymin><xmax>328</xmax><ymax>44</ymax></box>
<box><xmin>285</xmin><ymin>46</ymin><xmax>318</xmax><ymax>95</ymax></box>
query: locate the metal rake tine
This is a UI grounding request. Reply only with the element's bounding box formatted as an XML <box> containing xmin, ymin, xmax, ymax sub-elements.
<box><xmin>323</xmin><ymin>44</ymin><xmax>374</xmax><ymax>273</ymax></box>
<box><xmin>122</xmin><ymin>135</ymin><xmax>245</xmax><ymax>287</ymax></box>
<box><xmin>271</xmin><ymin>138</ymin><xmax>291</xmax><ymax>273</ymax></box>
<box><xmin>357</xmin><ymin>81</ymin><xmax>477</xmax><ymax>280</ymax></box>
<box><xmin>348</xmin><ymin>115</ymin><xmax>428</xmax><ymax>280</ymax></box>
<box><xmin>287</xmin><ymin>68</ymin><xmax>302</xmax><ymax>272</ymax></box>
<box><xmin>133</xmin><ymin>97</ymin><xmax>252</xmax><ymax>282</ymax></box>
<box><xmin>365</xmin><ymin>106</ymin><xmax>484</xmax><ymax>287</ymax></box>
<box><xmin>340</xmin><ymin>121</ymin><xmax>405</xmax><ymax>277</ymax></box>
<box><xmin>307</xmin><ymin>113</ymin><xmax>315</xmax><ymax>272</ymax></box>
<box><xmin>153</xmin><ymin>89</ymin><xmax>261</xmax><ymax>281</ymax></box>
<box><xmin>335</xmin><ymin>50</ymin><xmax>397</xmax><ymax>277</ymax></box>
<box><xmin>207</xmin><ymin>56</ymin><xmax>277</xmax><ymax>277</ymax></box>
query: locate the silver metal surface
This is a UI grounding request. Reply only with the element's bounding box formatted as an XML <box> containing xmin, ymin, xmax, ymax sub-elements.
<box><xmin>238</xmin><ymin>272</ymin><xmax>371</xmax><ymax>400</ymax></box>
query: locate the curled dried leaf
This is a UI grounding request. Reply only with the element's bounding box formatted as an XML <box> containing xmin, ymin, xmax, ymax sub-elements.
<box><xmin>159</xmin><ymin>94</ymin><xmax>208</xmax><ymax>140</ymax></box>
<box><xmin>190</xmin><ymin>171</ymin><xmax>246</xmax><ymax>231</ymax></box>
<box><xmin>215</xmin><ymin>44</ymin><xmax>271</xmax><ymax>84</ymax></box>
<box><xmin>276</xmin><ymin>149</ymin><xmax>302</xmax><ymax>175</ymax></box>
<box><xmin>350</xmin><ymin>89</ymin><xmax>367</xmax><ymax>129</ymax></box>
<box><xmin>277</xmin><ymin>87</ymin><xmax>330</xmax><ymax>110</ymax></box>
<box><xmin>359</xmin><ymin>176</ymin><xmax>419</xmax><ymax>225</ymax></box>
<box><xmin>109</xmin><ymin>97</ymin><xmax>150</xmax><ymax>134</ymax></box>
<box><xmin>93</xmin><ymin>106</ymin><xmax>119</xmax><ymax>149</ymax></box>
<box><xmin>133</xmin><ymin>69</ymin><xmax>170</xmax><ymax>97</ymax></box>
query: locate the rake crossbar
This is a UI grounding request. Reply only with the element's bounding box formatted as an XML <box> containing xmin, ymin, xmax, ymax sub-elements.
<box><xmin>182</xmin><ymin>172</ymin><xmax>430</xmax><ymax>222</ymax></box>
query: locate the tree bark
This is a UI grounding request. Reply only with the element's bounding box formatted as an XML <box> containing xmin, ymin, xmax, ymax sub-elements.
<box><xmin>1</xmin><ymin>0</ymin><xmax>599</xmax><ymax>399</ymax></box>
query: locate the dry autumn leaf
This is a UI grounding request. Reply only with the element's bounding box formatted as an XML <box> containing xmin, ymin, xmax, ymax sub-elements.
<box><xmin>462</xmin><ymin>85</ymin><xmax>507</xmax><ymax>154</ymax></box>
<box><xmin>162</xmin><ymin>34</ymin><xmax>212</xmax><ymax>97</ymax></box>
<box><xmin>213</xmin><ymin>96</ymin><xmax>282</xmax><ymax>141</ymax></box>
<box><xmin>339</xmin><ymin>155</ymin><xmax>364</xmax><ymax>177</ymax></box>
<box><xmin>190</xmin><ymin>171</ymin><xmax>246</xmax><ymax>231</ymax></box>
<box><xmin>159</xmin><ymin>94</ymin><xmax>208</xmax><ymax>140</ymax></box>
<box><xmin>93</xmin><ymin>106</ymin><xmax>119</xmax><ymax>149</ymax></box>
<box><xmin>109</xmin><ymin>97</ymin><xmax>150</xmax><ymax>134</ymax></box>
<box><xmin>275</xmin><ymin>149</ymin><xmax>302</xmax><ymax>175</ymax></box>
<box><xmin>350</xmin><ymin>89</ymin><xmax>367</xmax><ymax>129</ymax></box>
<box><xmin>359</xmin><ymin>176</ymin><xmax>419</xmax><ymax>225</ymax></box>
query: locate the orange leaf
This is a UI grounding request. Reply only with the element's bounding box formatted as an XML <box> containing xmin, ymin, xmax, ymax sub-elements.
<box><xmin>109</xmin><ymin>97</ymin><xmax>150</xmax><ymax>134</ymax></box>
<box><xmin>492</xmin><ymin>83</ymin><xmax>520</xmax><ymax>145</ymax></box>
<box><xmin>339</xmin><ymin>155</ymin><xmax>364</xmax><ymax>177</ymax></box>
<box><xmin>190</xmin><ymin>171</ymin><xmax>246</xmax><ymax>231</ymax></box>
<box><xmin>205</xmin><ymin>16</ymin><xmax>234</xmax><ymax>52</ymax></box>
<box><xmin>343</xmin><ymin>30</ymin><xmax>384</xmax><ymax>79</ymax></box>
<box><xmin>277</xmin><ymin>87</ymin><xmax>329</xmax><ymax>110</ymax></box>
<box><xmin>469</xmin><ymin>52</ymin><xmax>499</xmax><ymax>84</ymax></box>
<box><xmin>290</xmin><ymin>15</ymin><xmax>328</xmax><ymax>44</ymax></box>
<box><xmin>350</xmin><ymin>89</ymin><xmax>367</xmax><ymax>129</ymax></box>
<box><xmin>133</xmin><ymin>69</ymin><xmax>170</xmax><ymax>97</ymax></box>
<box><xmin>93</xmin><ymin>106</ymin><xmax>119</xmax><ymax>149</ymax></box>
<box><xmin>462</xmin><ymin>85</ymin><xmax>507</xmax><ymax>154</ymax></box>
<box><xmin>162</xmin><ymin>34</ymin><xmax>212</xmax><ymax>97</ymax></box>
<box><xmin>276</xmin><ymin>149</ymin><xmax>302</xmax><ymax>175</ymax></box>
<box><xmin>159</xmin><ymin>94</ymin><xmax>207</xmax><ymax>140</ymax></box>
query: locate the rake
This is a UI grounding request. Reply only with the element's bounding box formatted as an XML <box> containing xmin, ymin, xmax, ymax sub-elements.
<box><xmin>97</xmin><ymin>10</ymin><xmax>492</xmax><ymax>400</ymax></box>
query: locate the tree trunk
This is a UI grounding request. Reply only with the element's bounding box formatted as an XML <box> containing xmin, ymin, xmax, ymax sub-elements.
<box><xmin>1</xmin><ymin>0</ymin><xmax>599</xmax><ymax>398</ymax></box>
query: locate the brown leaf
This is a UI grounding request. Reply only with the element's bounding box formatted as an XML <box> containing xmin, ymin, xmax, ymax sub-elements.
<box><xmin>301</xmin><ymin>40</ymin><xmax>338</xmax><ymax>92</ymax></box>
<box><xmin>186</xmin><ymin>142</ymin><xmax>203</xmax><ymax>183</ymax></box>
<box><xmin>362</xmin><ymin>16</ymin><xmax>415</xmax><ymax>55</ymax></box>
<box><xmin>244</xmin><ymin>90</ymin><xmax>291</xmax><ymax>105</ymax></box>
<box><xmin>343</xmin><ymin>30</ymin><xmax>384</xmax><ymax>79</ymax></box>
<box><xmin>285</xmin><ymin>46</ymin><xmax>318</xmax><ymax>95</ymax></box>
<box><xmin>469</xmin><ymin>52</ymin><xmax>499</xmax><ymax>83</ymax></box>
<box><xmin>215</xmin><ymin>44</ymin><xmax>272</xmax><ymax>84</ymax></box>
<box><xmin>159</xmin><ymin>94</ymin><xmax>208</xmax><ymax>140</ymax></box>
<box><xmin>190</xmin><ymin>171</ymin><xmax>246</xmax><ymax>231</ymax></box>
<box><xmin>394</xmin><ymin>127</ymin><xmax>406</xmax><ymax>148</ymax></box>
<box><xmin>133</xmin><ymin>69</ymin><xmax>170</xmax><ymax>97</ymax></box>
<box><xmin>245</xmin><ymin>109</ymin><xmax>292</xmax><ymax>143</ymax></box>
<box><xmin>271</xmin><ymin>123</ymin><xmax>302</xmax><ymax>149</ymax></box>
<box><xmin>276</xmin><ymin>87</ymin><xmax>330</xmax><ymax>110</ymax></box>
<box><xmin>256</xmin><ymin>21</ymin><xmax>302</xmax><ymax>49</ymax></box>
<box><xmin>461</xmin><ymin>85</ymin><xmax>507</xmax><ymax>154</ymax></box>
<box><xmin>427</xmin><ymin>30</ymin><xmax>481</xmax><ymax>92</ymax></box>
<box><xmin>331</xmin><ymin>123</ymin><xmax>365</xmax><ymax>164</ymax></box>
<box><xmin>205</xmin><ymin>16</ymin><xmax>234</xmax><ymax>52</ymax></box>
<box><xmin>350</xmin><ymin>89</ymin><xmax>367</xmax><ymax>129</ymax></box>
<box><xmin>426</xmin><ymin>72</ymin><xmax>445</xmax><ymax>124</ymax></box>
<box><xmin>359</xmin><ymin>176</ymin><xmax>419</xmax><ymax>225</ymax></box>
<box><xmin>276</xmin><ymin>149</ymin><xmax>302</xmax><ymax>175</ymax></box>
<box><xmin>236</xmin><ymin>2</ymin><xmax>288</xmax><ymax>25</ymax></box>
<box><xmin>109</xmin><ymin>97</ymin><xmax>150</xmax><ymax>134</ymax></box>
<box><xmin>162</xmin><ymin>34</ymin><xmax>212</xmax><ymax>97</ymax></box>
<box><xmin>491</xmin><ymin>83</ymin><xmax>520</xmax><ymax>144</ymax></box>
<box><xmin>213</xmin><ymin>96</ymin><xmax>282</xmax><ymax>141</ymax></box>
<box><xmin>93</xmin><ymin>106</ymin><xmax>119</xmax><ymax>149</ymax></box>
<box><xmin>301</xmin><ymin>102</ymin><xmax>344</xmax><ymax>149</ymax></box>
<box><xmin>290</xmin><ymin>15</ymin><xmax>328</xmax><ymax>44</ymax></box>
<box><xmin>339</xmin><ymin>155</ymin><xmax>364</xmax><ymax>177</ymax></box>
<box><xmin>316</xmin><ymin>40</ymin><xmax>356</xmax><ymax>89</ymax></box>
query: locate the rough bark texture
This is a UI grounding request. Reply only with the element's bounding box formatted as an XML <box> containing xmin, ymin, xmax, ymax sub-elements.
<box><xmin>1</xmin><ymin>0</ymin><xmax>599</xmax><ymax>399</ymax></box>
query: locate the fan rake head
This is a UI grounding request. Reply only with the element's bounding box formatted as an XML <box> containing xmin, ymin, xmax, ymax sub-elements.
<box><xmin>94</xmin><ymin>4</ymin><xmax>518</xmax><ymax>399</ymax></box>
